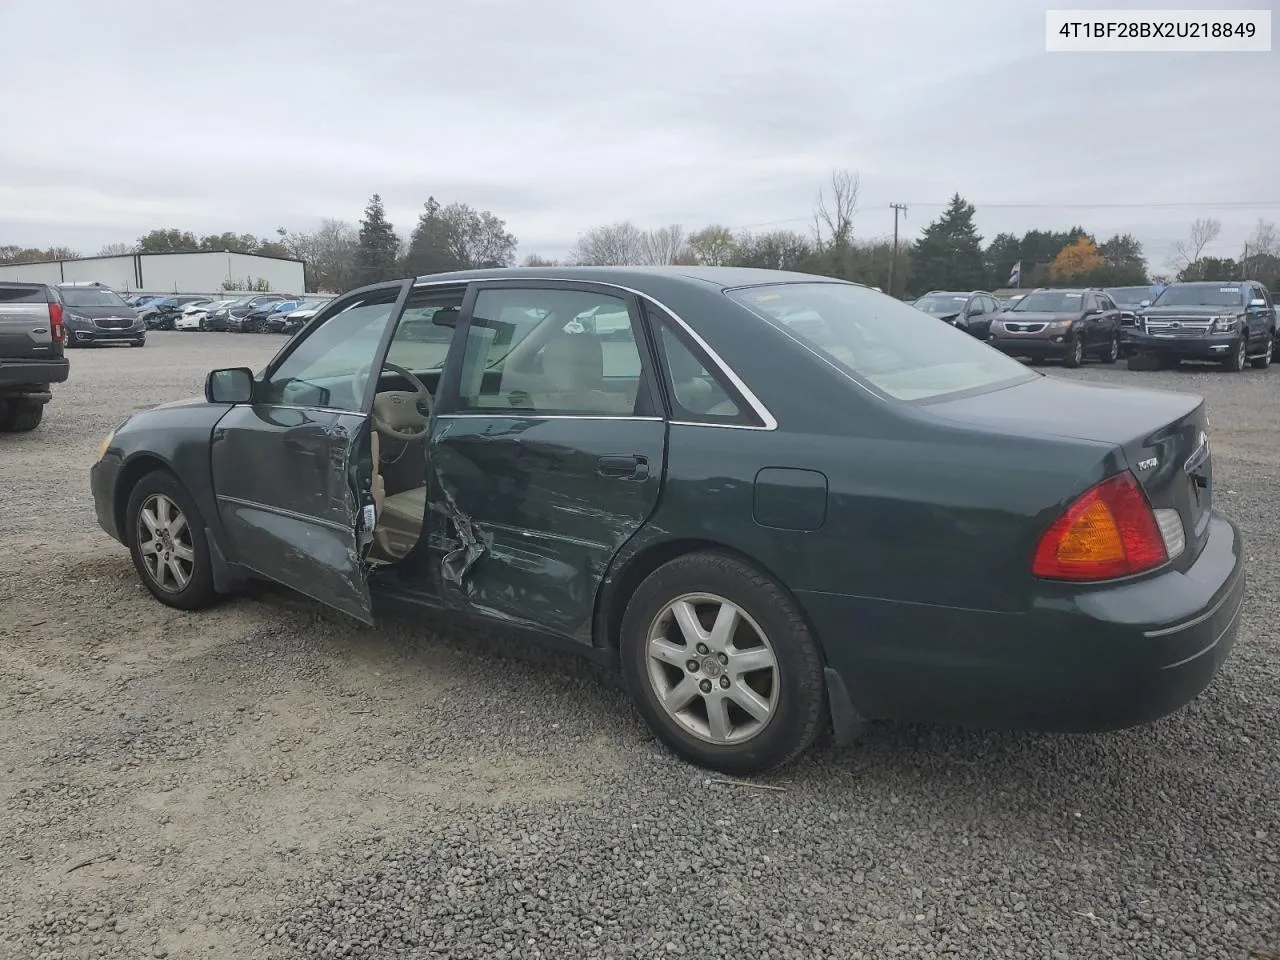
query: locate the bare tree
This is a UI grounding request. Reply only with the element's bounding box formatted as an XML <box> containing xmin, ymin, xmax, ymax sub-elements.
<box><xmin>687</xmin><ymin>225</ymin><xmax>738</xmax><ymax>266</ymax></box>
<box><xmin>97</xmin><ymin>242</ymin><xmax>137</xmax><ymax>256</ymax></box>
<box><xmin>521</xmin><ymin>254</ymin><xmax>559</xmax><ymax>267</ymax></box>
<box><xmin>814</xmin><ymin>168</ymin><xmax>859</xmax><ymax>250</ymax></box>
<box><xmin>1169</xmin><ymin>217</ymin><xmax>1222</xmax><ymax>272</ymax></box>
<box><xmin>1249</xmin><ymin>218</ymin><xmax>1277</xmax><ymax>258</ymax></box>
<box><xmin>302</xmin><ymin>218</ymin><xmax>359</xmax><ymax>292</ymax></box>
<box><xmin>569</xmin><ymin>221</ymin><xmax>644</xmax><ymax>265</ymax></box>
<box><xmin>638</xmin><ymin>224</ymin><xmax>687</xmax><ymax>265</ymax></box>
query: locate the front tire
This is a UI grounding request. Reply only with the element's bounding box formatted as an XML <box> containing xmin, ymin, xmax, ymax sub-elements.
<box><xmin>125</xmin><ymin>470</ymin><xmax>219</xmax><ymax>610</ymax></box>
<box><xmin>619</xmin><ymin>551</ymin><xmax>826</xmax><ymax>775</ymax></box>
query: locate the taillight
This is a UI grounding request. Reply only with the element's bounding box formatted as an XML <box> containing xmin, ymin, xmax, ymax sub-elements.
<box><xmin>48</xmin><ymin>302</ymin><xmax>65</xmax><ymax>344</ymax></box>
<box><xmin>1032</xmin><ymin>471</ymin><xmax>1168</xmax><ymax>581</ymax></box>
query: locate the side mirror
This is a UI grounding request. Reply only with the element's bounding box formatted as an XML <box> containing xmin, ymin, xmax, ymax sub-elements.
<box><xmin>205</xmin><ymin>367</ymin><xmax>254</xmax><ymax>404</ymax></box>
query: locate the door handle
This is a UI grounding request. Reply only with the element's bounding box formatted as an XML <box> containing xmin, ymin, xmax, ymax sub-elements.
<box><xmin>597</xmin><ymin>455</ymin><xmax>648</xmax><ymax>480</ymax></box>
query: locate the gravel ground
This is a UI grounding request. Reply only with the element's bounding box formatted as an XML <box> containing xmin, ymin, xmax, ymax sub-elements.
<box><xmin>0</xmin><ymin>333</ymin><xmax>1276</xmax><ymax>960</ymax></box>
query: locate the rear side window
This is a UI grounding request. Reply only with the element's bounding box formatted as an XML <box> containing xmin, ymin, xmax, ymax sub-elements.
<box><xmin>728</xmin><ymin>282</ymin><xmax>1034</xmax><ymax>402</ymax></box>
<box><xmin>0</xmin><ymin>285</ymin><xmax>48</xmax><ymax>304</ymax></box>
<box><xmin>644</xmin><ymin>303</ymin><xmax>755</xmax><ymax>426</ymax></box>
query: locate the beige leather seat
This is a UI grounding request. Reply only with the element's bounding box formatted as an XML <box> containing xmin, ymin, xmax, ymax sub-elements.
<box><xmin>532</xmin><ymin>335</ymin><xmax>633</xmax><ymax>414</ymax></box>
<box><xmin>367</xmin><ymin>429</ymin><xmax>426</xmax><ymax>562</ymax></box>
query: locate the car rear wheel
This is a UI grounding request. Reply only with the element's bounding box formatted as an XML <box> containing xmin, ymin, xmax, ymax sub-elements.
<box><xmin>619</xmin><ymin>551</ymin><xmax>826</xmax><ymax>775</ymax></box>
<box><xmin>1</xmin><ymin>400</ymin><xmax>44</xmax><ymax>432</ymax></box>
<box><xmin>125</xmin><ymin>471</ymin><xmax>219</xmax><ymax>610</ymax></box>
<box><xmin>1223</xmin><ymin>337</ymin><xmax>1247</xmax><ymax>372</ymax></box>
<box><xmin>1249</xmin><ymin>337</ymin><xmax>1272</xmax><ymax>369</ymax></box>
<box><xmin>1063</xmin><ymin>338</ymin><xmax>1084</xmax><ymax>368</ymax></box>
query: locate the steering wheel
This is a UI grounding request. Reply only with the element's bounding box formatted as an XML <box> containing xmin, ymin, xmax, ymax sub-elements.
<box><xmin>353</xmin><ymin>360</ymin><xmax>435</xmax><ymax>442</ymax></box>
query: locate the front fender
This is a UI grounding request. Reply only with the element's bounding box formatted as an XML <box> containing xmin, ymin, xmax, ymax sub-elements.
<box><xmin>103</xmin><ymin>402</ymin><xmax>235</xmax><ymax>560</ymax></box>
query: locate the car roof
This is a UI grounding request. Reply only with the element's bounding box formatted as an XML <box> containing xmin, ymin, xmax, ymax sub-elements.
<box><xmin>410</xmin><ymin>265</ymin><xmax>855</xmax><ymax>292</ymax></box>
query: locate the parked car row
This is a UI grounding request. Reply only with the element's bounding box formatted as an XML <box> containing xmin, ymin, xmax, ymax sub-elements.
<box><xmin>912</xmin><ymin>282</ymin><xmax>1279</xmax><ymax>373</ymax></box>
<box><xmin>174</xmin><ymin>295</ymin><xmax>331</xmax><ymax>334</ymax></box>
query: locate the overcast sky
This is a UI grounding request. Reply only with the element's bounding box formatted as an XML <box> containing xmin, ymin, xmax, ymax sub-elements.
<box><xmin>1</xmin><ymin>0</ymin><xmax>1275</xmax><ymax>269</ymax></box>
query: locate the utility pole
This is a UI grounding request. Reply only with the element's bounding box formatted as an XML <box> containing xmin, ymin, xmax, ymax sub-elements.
<box><xmin>889</xmin><ymin>203</ymin><xmax>908</xmax><ymax>297</ymax></box>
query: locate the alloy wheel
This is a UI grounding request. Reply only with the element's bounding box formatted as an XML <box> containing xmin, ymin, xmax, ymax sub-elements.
<box><xmin>645</xmin><ymin>593</ymin><xmax>779</xmax><ymax>745</ymax></box>
<box><xmin>136</xmin><ymin>493</ymin><xmax>195</xmax><ymax>593</ymax></box>
<box><xmin>1235</xmin><ymin>339</ymin><xmax>1247</xmax><ymax>370</ymax></box>
<box><xmin>1108</xmin><ymin>336</ymin><xmax>1119</xmax><ymax>361</ymax></box>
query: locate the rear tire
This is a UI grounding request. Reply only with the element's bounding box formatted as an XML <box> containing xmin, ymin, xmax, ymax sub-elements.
<box><xmin>619</xmin><ymin>550</ymin><xmax>826</xmax><ymax>775</ymax></box>
<box><xmin>1250</xmin><ymin>337</ymin><xmax>1272</xmax><ymax>369</ymax></box>
<box><xmin>1100</xmin><ymin>333</ymin><xmax>1119</xmax><ymax>364</ymax></box>
<box><xmin>1223</xmin><ymin>337</ymin><xmax>1247</xmax><ymax>372</ymax></box>
<box><xmin>1063</xmin><ymin>337</ymin><xmax>1084</xmax><ymax>368</ymax></box>
<box><xmin>1</xmin><ymin>400</ymin><xmax>43</xmax><ymax>432</ymax></box>
<box><xmin>125</xmin><ymin>470</ymin><xmax>220</xmax><ymax>610</ymax></box>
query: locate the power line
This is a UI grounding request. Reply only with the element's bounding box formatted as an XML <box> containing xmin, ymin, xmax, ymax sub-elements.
<box><xmin>728</xmin><ymin>200</ymin><xmax>1280</xmax><ymax>232</ymax></box>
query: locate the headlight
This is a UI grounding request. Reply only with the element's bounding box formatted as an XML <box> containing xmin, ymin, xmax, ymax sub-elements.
<box><xmin>95</xmin><ymin>429</ymin><xmax>116</xmax><ymax>461</ymax></box>
<box><xmin>67</xmin><ymin>313</ymin><xmax>88</xmax><ymax>323</ymax></box>
<box><xmin>1211</xmin><ymin>315</ymin><xmax>1240</xmax><ymax>333</ymax></box>
<box><xmin>1047</xmin><ymin>319</ymin><xmax>1073</xmax><ymax>331</ymax></box>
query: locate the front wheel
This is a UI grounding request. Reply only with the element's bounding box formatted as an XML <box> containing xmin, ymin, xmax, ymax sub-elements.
<box><xmin>125</xmin><ymin>470</ymin><xmax>220</xmax><ymax>610</ymax></box>
<box><xmin>619</xmin><ymin>551</ymin><xmax>827</xmax><ymax>775</ymax></box>
<box><xmin>1100</xmin><ymin>333</ymin><xmax>1119</xmax><ymax>364</ymax></box>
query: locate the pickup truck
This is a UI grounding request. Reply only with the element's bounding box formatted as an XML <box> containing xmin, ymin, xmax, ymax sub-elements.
<box><xmin>0</xmin><ymin>281</ymin><xmax>70</xmax><ymax>431</ymax></box>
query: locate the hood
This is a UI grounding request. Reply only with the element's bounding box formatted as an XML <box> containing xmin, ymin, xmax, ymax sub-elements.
<box><xmin>153</xmin><ymin>395</ymin><xmax>207</xmax><ymax>410</ymax></box>
<box><xmin>1142</xmin><ymin>304</ymin><xmax>1240</xmax><ymax>318</ymax></box>
<box><xmin>924</xmin><ymin>374</ymin><xmax>1201</xmax><ymax>446</ymax></box>
<box><xmin>64</xmin><ymin>304</ymin><xmax>139</xmax><ymax>320</ymax></box>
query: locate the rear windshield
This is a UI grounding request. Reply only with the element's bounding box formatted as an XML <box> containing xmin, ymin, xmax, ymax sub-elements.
<box><xmin>913</xmin><ymin>294</ymin><xmax>968</xmax><ymax>315</ymax></box>
<box><xmin>1008</xmin><ymin>290</ymin><xmax>1084</xmax><ymax>313</ymax></box>
<box><xmin>61</xmin><ymin>288</ymin><xmax>129</xmax><ymax>308</ymax></box>
<box><xmin>1151</xmin><ymin>284</ymin><xmax>1246</xmax><ymax>307</ymax></box>
<box><xmin>1105</xmin><ymin>287</ymin><xmax>1149</xmax><ymax>303</ymax></box>
<box><xmin>727</xmin><ymin>282</ymin><xmax>1034</xmax><ymax>402</ymax></box>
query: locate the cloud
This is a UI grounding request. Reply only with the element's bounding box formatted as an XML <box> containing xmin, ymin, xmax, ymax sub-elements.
<box><xmin>0</xmin><ymin>0</ymin><xmax>1275</xmax><ymax>263</ymax></box>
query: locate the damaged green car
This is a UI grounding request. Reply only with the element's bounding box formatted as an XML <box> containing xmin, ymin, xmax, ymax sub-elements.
<box><xmin>90</xmin><ymin>267</ymin><xmax>1245</xmax><ymax>774</ymax></box>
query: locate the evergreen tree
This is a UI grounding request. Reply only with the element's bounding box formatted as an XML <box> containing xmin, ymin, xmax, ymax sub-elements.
<box><xmin>353</xmin><ymin>194</ymin><xmax>400</xmax><ymax>286</ymax></box>
<box><xmin>910</xmin><ymin>194</ymin><xmax>985</xmax><ymax>292</ymax></box>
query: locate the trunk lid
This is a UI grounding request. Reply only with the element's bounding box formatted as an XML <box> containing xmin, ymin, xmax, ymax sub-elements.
<box><xmin>924</xmin><ymin>375</ymin><xmax>1213</xmax><ymax>562</ymax></box>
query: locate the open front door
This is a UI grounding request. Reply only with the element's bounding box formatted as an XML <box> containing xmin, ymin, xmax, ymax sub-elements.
<box><xmin>211</xmin><ymin>408</ymin><xmax>376</xmax><ymax>622</ymax></box>
<box><xmin>208</xmin><ymin>281</ymin><xmax>412</xmax><ymax>624</ymax></box>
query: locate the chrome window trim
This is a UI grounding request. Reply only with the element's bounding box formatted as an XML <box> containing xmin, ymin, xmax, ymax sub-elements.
<box><xmin>412</xmin><ymin>275</ymin><xmax>778</xmax><ymax>431</ymax></box>
<box><xmin>435</xmin><ymin>413</ymin><xmax>664</xmax><ymax>422</ymax></box>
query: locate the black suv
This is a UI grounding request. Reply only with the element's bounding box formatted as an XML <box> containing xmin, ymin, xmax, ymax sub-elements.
<box><xmin>986</xmin><ymin>288</ymin><xmax>1123</xmax><ymax>367</ymax></box>
<box><xmin>0</xmin><ymin>281</ymin><xmax>70</xmax><ymax>432</ymax></box>
<box><xmin>911</xmin><ymin>290</ymin><xmax>1002</xmax><ymax>338</ymax></box>
<box><xmin>1126</xmin><ymin>281</ymin><xmax>1276</xmax><ymax>371</ymax></box>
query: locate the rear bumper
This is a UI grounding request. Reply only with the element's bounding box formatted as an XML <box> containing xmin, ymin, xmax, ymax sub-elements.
<box><xmin>0</xmin><ymin>357</ymin><xmax>70</xmax><ymax>388</ymax></box>
<box><xmin>987</xmin><ymin>335</ymin><xmax>1075</xmax><ymax>358</ymax></box>
<box><xmin>1127</xmin><ymin>330</ymin><xmax>1237</xmax><ymax>359</ymax></box>
<box><xmin>802</xmin><ymin>511</ymin><xmax>1245</xmax><ymax>732</ymax></box>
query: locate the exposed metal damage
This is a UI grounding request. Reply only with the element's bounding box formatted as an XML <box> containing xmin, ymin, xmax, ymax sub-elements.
<box><xmin>432</xmin><ymin>473</ymin><xmax>491</xmax><ymax>587</ymax></box>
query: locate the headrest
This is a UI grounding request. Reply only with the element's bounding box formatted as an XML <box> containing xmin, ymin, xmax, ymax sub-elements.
<box><xmin>542</xmin><ymin>335</ymin><xmax>604</xmax><ymax>391</ymax></box>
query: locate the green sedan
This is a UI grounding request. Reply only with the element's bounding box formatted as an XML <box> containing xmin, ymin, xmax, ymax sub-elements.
<box><xmin>89</xmin><ymin>267</ymin><xmax>1244</xmax><ymax>774</ymax></box>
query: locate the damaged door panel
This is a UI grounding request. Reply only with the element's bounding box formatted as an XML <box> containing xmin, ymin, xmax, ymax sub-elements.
<box><xmin>211</xmin><ymin>407</ymin><xmax>376</xmax><ymax>623</ymax></box>
<box><xmin>428</xmin><ymin>415</ymin><xmax>667</xmax><ymax>641</ymax></box>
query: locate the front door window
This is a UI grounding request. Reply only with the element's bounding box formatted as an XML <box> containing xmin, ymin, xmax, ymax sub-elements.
<box><xmin>259</xmin><ymin>289</ymin><xmax>400</xmax><ymax>411</ymax></box>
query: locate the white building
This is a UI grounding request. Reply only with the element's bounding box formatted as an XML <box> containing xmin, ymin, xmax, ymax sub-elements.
<box><xmin>0</xmin><ymin>250</ymin><xmax>306</xmax><ymax>296</ymax></box>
